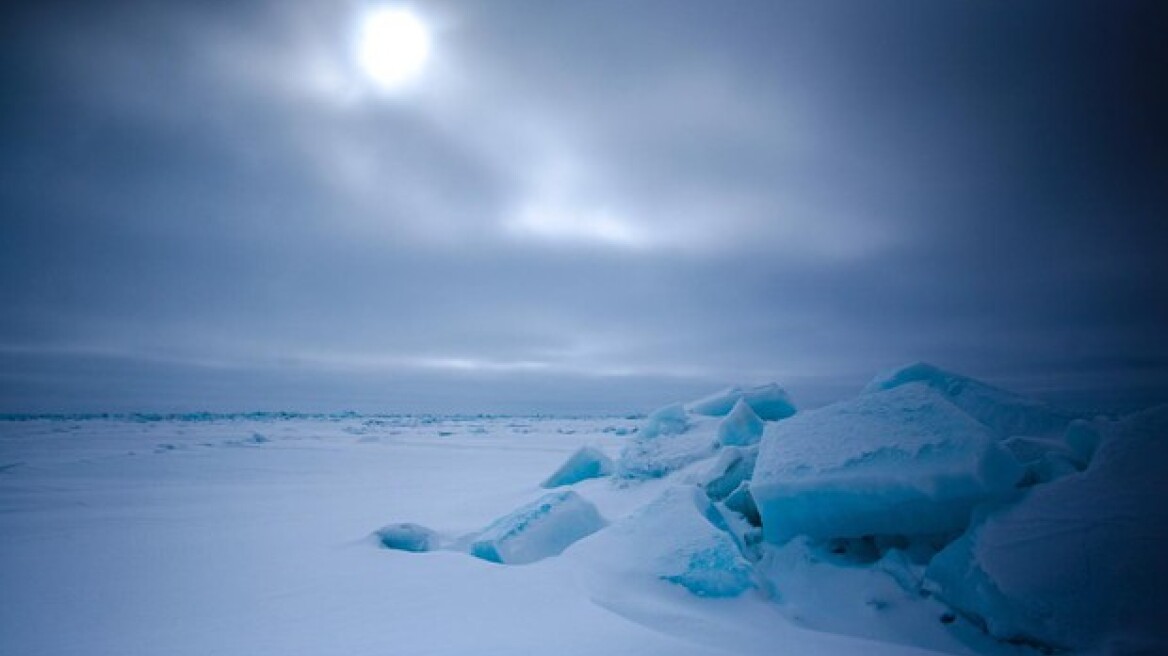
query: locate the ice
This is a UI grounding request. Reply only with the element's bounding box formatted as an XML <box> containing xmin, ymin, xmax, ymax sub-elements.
<box><xmin>1000</xmin><ymin>435</ymin><xmax>1082</xmax><ymax>485</ymax></box>
<box><xmin>617</xmin><ymin>412</ymin><xmax>719</xmax><ymax>480</ymax></box>
<box><xmin>470</xmin><ymin>490</ymin><xmax>606</xmax><ymax>565</ymax></box>
<box><xmin>541</xmin><ymin>446</ymin><xmax>613</xmax><ymax>488</ymax></box>
<box><xmin>688</xmin><ymin>384</ymin><xmax>796</xmax><ymax>421</ymax></box>
<box><xmin>924</xmin><ymin>405</ymin><xmax>1168</xmax><ymax>653</ymax></box>
<box><xmin>569</xmin><ymin>486</ymin><xmax>754</xmax><ymax>598</ymax></box>
<box><xmin>865</xmin><ymin>362</ymin><xmax>1076</xmax><ymax>437</ymax></box>
<box><xmin>699</xmin><ymin>445</ymin><xmax>758</xmax><ymax>501</ymax></box>
<box><xmin>376</xmin><ymin>522</ymin><xmax>439</xmax><ymax>552</ymax></box>
<box><xmin>1063</xmin><ymin>417</ymin><xmax>1103</xmax><ymax>462</ymax></box>
<box><xmin>717</xmin><ymin>398</ymin><xmax>765</xmax><ymax>447</ymax></box>
<box><xmin>752</xmin><ymin>383</ymin><xmax>1024</xmax><ymax>544</ymax></box>
<box><xmin>724</xmin><ymin>481</ymin><xmax>761</xmax><ymax>527</ymax></box>
<box><xmin>640</xmin><ymin>402</ymin><xmax>689</xmax><ymax>438</ymax></box>
<box><xmin>755</xmin><ymin>537</ymin><xmax>989</xmax><ymax>655</ymax></box>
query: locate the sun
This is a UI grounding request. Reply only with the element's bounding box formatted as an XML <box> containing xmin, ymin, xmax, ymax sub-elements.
<box><xmin>356</xmin><ymin>7</ymin><xmax>431</xmax><ymax>90</ymax></box>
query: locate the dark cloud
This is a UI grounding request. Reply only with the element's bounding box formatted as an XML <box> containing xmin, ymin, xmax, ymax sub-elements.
<box><xmin>2</xmin><ymin>0</ymin><xmax>1166</xmax><ymax>413</ymax></box>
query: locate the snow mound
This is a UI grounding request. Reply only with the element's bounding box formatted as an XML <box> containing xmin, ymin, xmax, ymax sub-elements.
<box><xmin>752</xmin><ymin>383</ymin><xmax>1024</xmax><ymax>544</ymax></box>
<box><xmin>470</xmin><ymin>491</ymin><xmax>605</xmax><ymax>565</ymax></box>
<box><xmin>376</xmin><ymin>523</ymin><xmax>439</xmax><ymax>552</ymax></box>
<box><xmin>569</xmin><ymin>486</ymin><xmax>754</xmax><ymax>598</ymax></box>
<box><xmin>688</xmin><ymin>384</ymin><xmax>796</xmax><ymax>421</ymax></box>
<box><xmin>541</xmin><ymin>446</ymin><xmax>613</xmax><ymax>488</ymax></box>
<box><xmin>617</xmin><ymin>413</ymin><xmax>719</xmax><ymax>480</ymax></box>
<box><xmin>924</xmin><ymin>405</ymin><xmax>1168</xmax><ymax>653</ymax></box>
<box><xmin>717</xmin><ymin>399</ymin><xmax>765</xmax><ymax>447</ymax></box>
<box><xmin>865</xmin><ymin>362</ymin><xmax>1077</xmax><ymax>437</ymax></box>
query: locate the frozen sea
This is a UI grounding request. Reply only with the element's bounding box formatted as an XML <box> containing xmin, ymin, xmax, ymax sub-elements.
<box><xmin>0</xmin><ymin>412</ymin><xmax>975</xmax><ymax>656</ymax></box>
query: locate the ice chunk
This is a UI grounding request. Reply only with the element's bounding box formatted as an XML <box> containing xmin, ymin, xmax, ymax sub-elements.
<box><xmin>568</xmin><ymin>486</ymin><xmax>754</xmax><ymax>598</ymax></box>
<box><xmin>699</xmin><ymin>446</ymin><xmax>758</xmax><ymax>501</ymax></box>
<box><xmin>375</xmin><ymin>523</ymin><xmax>439</xmax><ymax>552</ymax></box>
<box><xmin>616</xmin><ymin>416</ymin><xmax>719</xmax><ymax>480</ymax></box>
<box><xmin>640</xmin><ymin>402</ymin><xmax>689</xmax><ymax>438</ymax></box>
<box><xmin>752</xmin><ymin>383</ymin><xmax>1024</xmax><ymax>544</ymax></box>
<box><xmin>1001</xmin><ymin>435</ymin><xmax>1082</xmax><ymax>485</ymax></box>
<box><xmin>470</xmin><ymin>491</ymin><xmax>605</xmax><ymax>565</ymax></box>
<box><xmin>924</xmin><ymin>406</ymin><xmax>1168</xmax><ymax>653</ymax></box>
<box><xmin>688</xmin><ymin>384</ymin><xmax>796</xmax><ymax>421</ymax></box>
<box><xmin>717</xmin><ymin>398</ymin><xmax>765</xmax><ymax>446</ymax></box>
<box><xmin>541</xmin><ymin>446</ymin><xmax>613</xmax><ymax>488</ymax></box>
<box><xmin>724</xmin><ymin>481</ymin><xmax>761</xmax><ymax>527</ymax></box>
<box><xmin>865</xmin><ymin>362</ymin><xmax>1077</xmax><ymax>437</ymax></box>
<box><xmin>1063</xmin><ymin>417</ymin><xmax>1103</xmax><ymax>463</ymax></box>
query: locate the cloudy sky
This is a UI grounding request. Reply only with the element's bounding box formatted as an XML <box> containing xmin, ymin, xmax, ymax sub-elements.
<box><xmin>2</xmin><ymin>0</ymin><xmax>1166</xmax><ymax>414</ymax></box>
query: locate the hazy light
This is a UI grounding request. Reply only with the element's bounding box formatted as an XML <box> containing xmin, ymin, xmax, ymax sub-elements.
<box><xmin>356</xmin><ymin>7</ymin><xmax>431</xmax><ymax>89</ymax></box>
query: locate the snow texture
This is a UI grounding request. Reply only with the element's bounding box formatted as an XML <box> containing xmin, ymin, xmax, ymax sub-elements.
<box><xmin>470</xmin><ymin>490</ymin><xmax>606</xmax><ymax>565</ymax></box>
<box><xmin>752</xmin><ymin>383</ymin><xmax>1024</xmax><ymax>544</ymax></box>
<box><xmin>688</xmin><ymin>384</ymin><xmax>796</xmax><ymax>421</ymax></box>
<box><xmin>717</xmin><ymin>399</ymin><xmax>765</xmax><ymax>447</ymax></box>
<box><xmin>541</xmin><ymin>446</ymin><xmax>613</xmax><ymax>488</ymax></box>
<box><xmin>617</xmin><ymin>414</ymin><xmax>718</xmax><ymax>480</ymax></box>
<box><xmin>925</xmin><ymin>405</ymin><xmax>1168</xmax><ymax>653</ymax></box>
<box><xmin>569</xmin><ymin>485</ymin><xmax>754</xmax><ymax>598</ymax></box>
<box><xmin>376</xmin><ymin>523</ymin><xmax>439</xmax><ymax>552</ymax></box>
<box><xmin>865</xmin><ymin>362</ymin><xmax>1076</xmax><ymax>438</ymax></box>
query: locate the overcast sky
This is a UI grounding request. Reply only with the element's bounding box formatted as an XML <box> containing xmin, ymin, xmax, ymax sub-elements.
<box><xmin>2</xmin><ymin>0</ymin><xmax>1166</xmax><ymax>414</ymax></box>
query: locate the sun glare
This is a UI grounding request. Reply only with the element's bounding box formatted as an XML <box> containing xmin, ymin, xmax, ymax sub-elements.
<box><xmin>356</xmin><ymin>7</ymin><xmax>431</xmax><ymax>89</ymax></box>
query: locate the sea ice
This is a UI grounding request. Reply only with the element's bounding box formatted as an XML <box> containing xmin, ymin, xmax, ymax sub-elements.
<box><xmin>640</xmin><ymin>402</ymin><xmax>689</xmax><ymax>438</ymax></box>
<box><xmin>470</xmin><ymin>490</ymin><xmax>605</xmax><ymax>565</ymax></box>
<box><xmin>717</xmin><ymin>398</ymin><xmax>765</xmax><ymax>447</ymax></box>
<box><xmin>864</xmin><ymin>362</ymin><xmax>1076</xmax><ymax>437</ymax></box>
<box><xmin>541</xmin><ymin>446</ymin><xmax>613</xmax><ymax>488</ymax></box>
<box><xmin>688</xmin><ymin>384</ymin><xmax>796</xmax><ymax>421</ymax></box>
<box><xmin>699</xmin><ymin>446</ymin><xmax>758</xmax><ymax>501</ymax></box>
<box><xmin>724</xmin><ymin>482</ymin><xmax>761</xmax><ymax>527</ymax></box>
<box><xmin>568</xmin><ymin>486</ymin><xmax>754</xmax><ymax>598</ymax></box>
<box><xmin>376</xmin><ymin>523</ymin><xmax>439</xmax><ymax>552</ymax></box>
<box><xmin>752</xmin><ymin>383</ymin><xmax>1023</xmax><ymax>544</ymax></box>
<box><xmin>617</xmin><ymin>413</ymin><xmax>719</xmax><ymax>480</ymax></box>
<box><xmin>924</xmin><ymin>405</ymin><xmax>1168</xmax><ymax>653</ymax></box>
<box><xmin>1000</xmin><ymin>435</ymin><xmax>1082</xmax><ymax>485</ymax></box>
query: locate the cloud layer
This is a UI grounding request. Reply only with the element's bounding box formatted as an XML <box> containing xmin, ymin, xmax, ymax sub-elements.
<box><xmin>2</xmin><ymin>0</ymin><xmax>1166</xmax><ymax>412</ymax></box>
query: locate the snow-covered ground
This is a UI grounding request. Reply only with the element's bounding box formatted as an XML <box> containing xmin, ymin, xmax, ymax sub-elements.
<box><xmin>1</xmin><ymin>365</ymin><xmax>1164</xmax><ymax>656</ymax></box>
<box><xmin>0</xmin><ymin>414</ymin><xmax>936</xmax><ymax>656</ymax></box>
